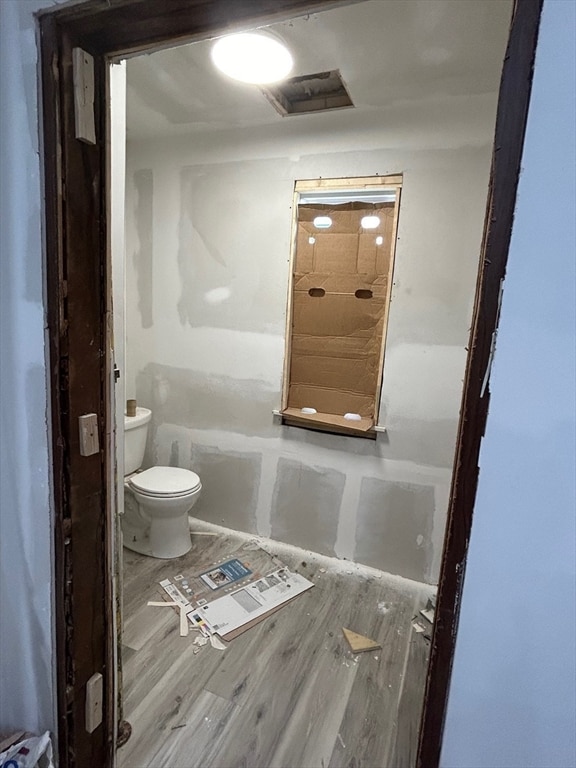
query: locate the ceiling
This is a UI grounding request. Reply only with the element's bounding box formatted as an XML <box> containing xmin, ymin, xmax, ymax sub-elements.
<box><xmin>125</xmin><ymin>0</ymin><xmax>513</xmax><ymax>142</ymax></box>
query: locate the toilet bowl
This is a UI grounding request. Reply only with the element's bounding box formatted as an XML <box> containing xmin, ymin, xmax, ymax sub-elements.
<box><xmin>122</xmin><ymin>407</ymin><xmax>202</xmax><ymax>559</ymax></box>
<box><xmin>126</xmin><ymin>466</ymin><xmax>201</xmax><ymax>559</ymax></box>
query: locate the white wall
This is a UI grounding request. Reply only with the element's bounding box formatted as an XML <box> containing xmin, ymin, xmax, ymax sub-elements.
<box><xmin>124</xmin><ymin>124</ymin><xmax>495</xmax><ymax>583</ymax></box>
<box><xmin>0</xmin><ymin>0</ymin><xmax>70</xmax><ymax>737</ymax></box>
<box><xmin>441</xmin><ymin>0</ymin><xmax>576</xmax><ymax>764</ymax></box>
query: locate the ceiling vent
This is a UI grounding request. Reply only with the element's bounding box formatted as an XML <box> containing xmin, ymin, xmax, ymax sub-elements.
<box><xmin>260</xmin><ymin>69</ymin><xmax>354</xmax><ymax>116</ymax></box>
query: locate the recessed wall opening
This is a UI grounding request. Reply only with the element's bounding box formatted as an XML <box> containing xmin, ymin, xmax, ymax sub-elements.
<box><xmin>281</xmin><ymin>176</ymin><xmax>401</xmax><ymax>438</ymax></box>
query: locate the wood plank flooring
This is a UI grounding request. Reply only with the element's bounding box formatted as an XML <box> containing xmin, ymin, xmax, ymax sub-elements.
<box><xmin>117</xmin><ymin>522</ymin><xmax>434</xmax><ymax>768</ymax></box>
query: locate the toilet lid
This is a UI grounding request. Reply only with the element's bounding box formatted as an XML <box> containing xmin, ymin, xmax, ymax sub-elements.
<box><xmin>129</xmin><ymin>466</ymin><xmax>201</xmax><ymax>496</ymax></box>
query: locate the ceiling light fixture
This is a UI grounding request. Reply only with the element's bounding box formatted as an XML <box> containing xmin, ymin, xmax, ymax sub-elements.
<box><xmin>211</xmin><ymin>32</ymin><xmax>293</xmax><ymax>85</ymax></box>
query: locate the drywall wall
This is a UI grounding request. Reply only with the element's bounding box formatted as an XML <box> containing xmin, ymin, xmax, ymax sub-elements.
<box><xmin>441</xmin><ymin>1</ymin><xmax>576</xmax><ymax>764</ymax></box>
<box><xmin>124</xmin><ymin>124</ymin><xmax>494</xmax><ymax>584</ymax></box>
<box><xmin>0</xmin><ymin>0</ymin><xmax>71</xmax><ymax>738</ymax></box>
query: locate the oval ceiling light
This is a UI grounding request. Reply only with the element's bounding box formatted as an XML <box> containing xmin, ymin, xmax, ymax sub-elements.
<box><xmin>361</xmin><ymin>215</ymin><xmax>381</xmax><ymax>229</ymax></box>
<box><xmin>211</xmin><ymin>32</ymin><xmax>293</xmax><ymax>85</ymax></box>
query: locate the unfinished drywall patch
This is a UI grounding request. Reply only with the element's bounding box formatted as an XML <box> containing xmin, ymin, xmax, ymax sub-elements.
<box><xmin>136</xmin><ymin>363</ymin><xmax>278</xmax><ymax>437</ymax></box>
<box><xmin>189</xmin><ymin>445</ymin><xmax>261</xmax><ymax>533</ymax></box>
<box><xmin>355</xmin><ymin>478</ymin><xmax>434</xmax><ymax>582</ymax></box>
<box><xmin>177</xmin><ymin>166</ymin><xmax>231</xmax><ymax>327</ymax></box>
<box><xmin>379</xmin><ymin>343</ymin><xmax>468</xmax><ymax>467</ymax></box>
<box><xmin>271</xmin><ymin>458</ymin><xmax>344</xmax><ymax>556</ymax></box>
<box><xmin>148</xmin><ymin>418</ymin><xmax>452</xmax><ymax>583</ymax></box>
<box><xmin>175</xmin><ymin>161</ymin><xmax>294</xmax><ymax>332</ymax></box>
<box><xmin>169</xmin><ymin>440</ymin><xmax>179</xmax><ymax>466</ymax></box>
<box><xmin>132</xmin><ymin>169</ymin><xmax>154</xmax><ymax>329</ymax></box>
<box><xmin>382</xmin><ymin>417</ymin><xmax>459</xmax><ymax>469</ymax></box>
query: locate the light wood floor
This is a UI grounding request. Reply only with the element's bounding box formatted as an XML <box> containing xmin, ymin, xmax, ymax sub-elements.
<box><xmin>117</xmin><ymin>521</ymin><xmax>434</xmax><ymax>768</ymax></box>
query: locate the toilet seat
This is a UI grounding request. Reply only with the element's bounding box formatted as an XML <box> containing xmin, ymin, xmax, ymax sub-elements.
<box><xmin>129</xmin><ymin>466</ymin><xmax>201</xmax><ymax>498</ymax></box>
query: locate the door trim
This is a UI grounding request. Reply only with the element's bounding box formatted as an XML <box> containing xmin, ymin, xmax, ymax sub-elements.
<box><xmin>37</xmin><ymin>1</ymin><xmax>542</xmax><ymax>765</ymax></box>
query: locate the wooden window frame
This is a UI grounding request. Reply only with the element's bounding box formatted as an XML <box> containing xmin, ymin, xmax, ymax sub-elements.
<box><xmin>36</xmin><ymin>0</ymin><xmax>543</xmax><ymax>766</ymax></box>
<box><xmin>281</xmin><ymin>175</ymin><xmax>402</xmax><ymax>438</ymax></box>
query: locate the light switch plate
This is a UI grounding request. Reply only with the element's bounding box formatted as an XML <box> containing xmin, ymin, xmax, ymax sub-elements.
<box><xmin>72</xmin><ymin>47</ymin><xmax>96</xmax><ymax>145</ymax></box>
<box><xmin>85</xmin><ymin>672</ymin><xmax>103</xmax><ymax>733</ymax></box>
<box><xmin>79</xmin><ymin>413</ymin><xmax>99</xmax><ymax>456</ymax></box>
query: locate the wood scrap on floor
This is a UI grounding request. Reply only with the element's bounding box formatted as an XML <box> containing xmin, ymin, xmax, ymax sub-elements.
<box><xmin>342</xmin><ymin>627</ymin><xmax>382</xmax><ymax>653</ymax></box>
<box><xmin>420</xmin><ymin>597</ymin><xmax>436</xmax><ymax>624</ymax></box>
<box><xmin>209</xmin><ymin>634</ymin><xmax>227</xmax><ymax>651</ymax></box>
<box><xmin>147</xmin><ymin>600</ymin><xmax>189</xmax><ymax>637</ymax></box>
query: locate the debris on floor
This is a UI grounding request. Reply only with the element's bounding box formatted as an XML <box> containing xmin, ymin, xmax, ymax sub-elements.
<box><xmin>420</xmin><ymin>597</ymin><xmax>435</xmax><ymax>625</ymax></box>
<box><xmin>209</xmin><ymin>634</ymin><xmax>227</xmax><ymax>651</ymax></box>
<box><xmin>199</xmin><ymin>558</ymin><xmax>252</xmax><ymax>590</ymax></box>
<box><xmin>242</xmin><ymin>539</ymin><xmax>263</xmax><ymax>551</ymax></box>
<box><xmin>157</xmin><ymin>554</ymin><xmax>314</xmax><ymax>644</ymax></box>
<box><xmin>342</xmin><ymin>627</ymin><xmax>382</xmax><ymax>653</ymax></box>
<box><xmin>147</xmin><ymin>600</ymin><xmax>190</xmax><ymax>637</ymax></box>
<box><xmin>411</xmin><ymin>617</ymin><xmax>432</xmax><ymax>643</ymax></box>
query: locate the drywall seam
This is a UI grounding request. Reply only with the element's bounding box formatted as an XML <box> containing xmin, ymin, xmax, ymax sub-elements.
<box><xmin>334</xmin><ymin>473</ymin><xmax>362</xmax><ymax>561</ymax></box>
<box><xmin>155</xmin><ymin>423</ymin><xmax>453</xmax><ymax>487</ymax></box>
<box><xmin>254</xmin><ymin>451</ymin><xmax>277</xmax><ymax>538</ymax></box>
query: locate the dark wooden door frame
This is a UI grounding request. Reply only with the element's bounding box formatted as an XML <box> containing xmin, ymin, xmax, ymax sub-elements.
<box><xmin>38</xmin><ymin>0</ymin><xmax>542</xmax><ymax>765</ymax></box>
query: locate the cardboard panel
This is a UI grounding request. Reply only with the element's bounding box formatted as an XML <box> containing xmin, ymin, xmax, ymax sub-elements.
<box><xmin>295</xmin><ymin>227</ymin><xmax>314</xmax><ymax>273</ymax></box>
<box><xmin>292</xmin><ymin>294</ymin><xmax>385</xmax><ymax>337</ymax></box>
<box><xmin>312</xmin><ymin>233</ymin><xmax>360</xmax><ymax>273</ymax></box>
<box><xmin>287</xmin><ymin>384</ymin><xmax>374</xmax><ymax>417</ymax></box>
<box><xmin>290</xmin><ymin>354</ymin><xmax>379</xmax><ymax>395</ymax></box>
<box><xmin>357</xmin><ymin>233</ymin><xmax>378</xmax><ymax>273</ymax></box>
<box><xmin>286</xmin><ymin>199</ymin><xmax>397</xmax><ymax>431</ymax></box>
<box><xmin>291</xmin><ymin>333</ymin><xmax>383</xmax><ymax>358</ymax></box>
<box><xmin>293</xmin><ymin>272</ymin><xmax>388</xmax><ymax>296</ymax></box>
<box><xmin>298</xmin><ymin>202</ymin><xmax>394</xmax><ymax>239</ymax></box>
<box><xmin>298</xmin><ymin>208</ymin><xmax>360</xmax><ymax>234</ymax></box>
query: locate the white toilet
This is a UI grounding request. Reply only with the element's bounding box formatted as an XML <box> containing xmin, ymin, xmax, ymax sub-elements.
<box><xmin>122</xmin><ymin>407</ymin><xmax>202</xmax><ymax>559</ymax></box>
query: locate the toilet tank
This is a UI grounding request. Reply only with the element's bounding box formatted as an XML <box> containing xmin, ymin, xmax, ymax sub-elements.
<box><xmin>124</xmin><ymin>407</ymin><xmax>152</xmax><ymax>476</ymax></box>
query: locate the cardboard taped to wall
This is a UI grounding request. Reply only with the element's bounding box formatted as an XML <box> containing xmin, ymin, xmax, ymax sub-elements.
<box><xmin>283</xmin><ymin>201</ymin><xmax>395</xmax><ymax>436</ymax></box>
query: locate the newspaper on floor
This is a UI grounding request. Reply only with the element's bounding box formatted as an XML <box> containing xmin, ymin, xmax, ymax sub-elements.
<box><xmin>200</xmin><ymin>558</ymin><xmax>252</xmax><ymax>590</ymax></box>
<box><xmin>160</xmin><ymin>564</ymin><xmax>313</xmax><ymax>640</ymax></box>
